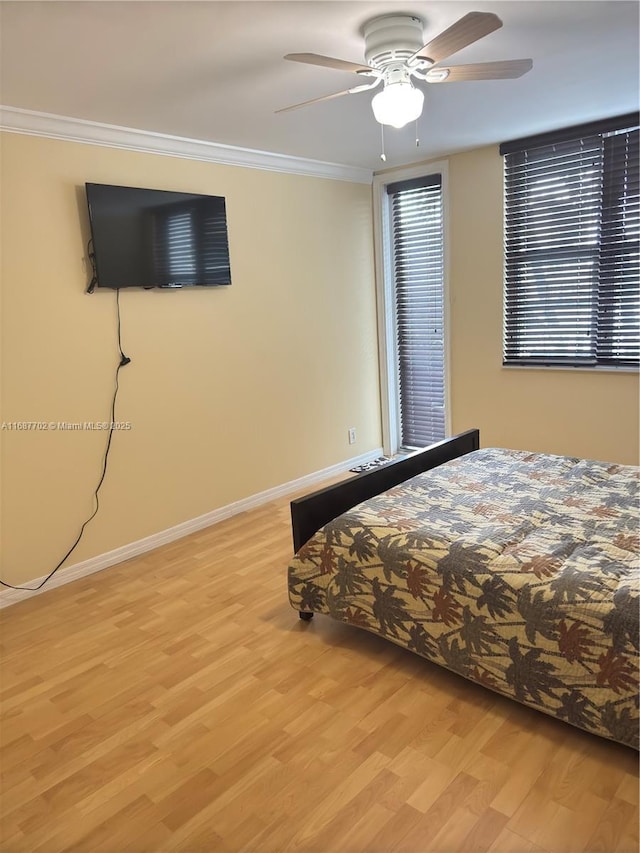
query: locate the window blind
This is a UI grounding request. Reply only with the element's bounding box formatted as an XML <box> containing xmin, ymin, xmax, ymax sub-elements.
<box><xmin>387</xmin><ymin>174</ymin><xmax>445</xmax><ymax>448</ymax></box>
<box><xmin>166</xmin><ymin>210</ymin><xmax>197</xmax><ymax>278</ymax></box>
<box><xmin>151</xmin><ymin>199</ymin><xmax>231</xmax><ymax>284</ymax></box>
<box><xmin>501</xmin><ymin>114</ymin><xmax>639</xmax><ymax>368</ymax></box>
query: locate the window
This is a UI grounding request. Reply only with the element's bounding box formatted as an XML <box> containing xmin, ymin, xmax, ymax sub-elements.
<box><xmin>376</xmin><ymin>171</ymin><xmax>447</xmax><ymax>451</ymax></box>
<box><xmin>501</xmin><ymin>113</ymin><xmax>639</xmax><ymax>368</ymax></box>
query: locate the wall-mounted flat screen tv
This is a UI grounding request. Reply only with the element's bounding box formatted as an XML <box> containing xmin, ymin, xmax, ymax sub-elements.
<box><xmin>85</xmin><ymin>183</ymin><xmax>232</xmax><ymax>291</ymax></box>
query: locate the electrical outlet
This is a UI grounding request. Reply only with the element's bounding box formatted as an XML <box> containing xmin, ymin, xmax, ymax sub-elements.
<box><xmin>348</xmin><ymin>427</ymin><xmax>357</xmax><ymax>445</ymax></box>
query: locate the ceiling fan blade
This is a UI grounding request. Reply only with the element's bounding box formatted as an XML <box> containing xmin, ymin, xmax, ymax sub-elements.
<box><xmin>427</xmin><ymin>59</ymin><xmax>533</xmax><ymax>82</ymax></box>
<box><xmin>412</xmin><ymin>12</ymin><xmax>503</xmax><ymax>65</ymax></box>
<box><xmin>284</xmin><ymin>53</ymin><xmax>372</xmax><ymax>75</ymax></box>
<box><xmin>275</xmin><ymin>87</ymin><xmax>356</xmax><ymax>114</ymax></box>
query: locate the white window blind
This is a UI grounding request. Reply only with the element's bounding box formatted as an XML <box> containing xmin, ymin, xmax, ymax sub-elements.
<box><xmin>151</xmin><ymin>199</ymin><xmax>231</xmax><ymax>285</ymax></box>
<box><xmin>387</xmin><ymin>174</ymin><xmax>445</xmax><ymax>448</ymax></box>
<box><xmin>167</xmin><ymin>210</ymin><xmax>197</xmax><ymax>279</ymax></box>
<box><xmin>501</xmin><ymin>113</ymin><xmax>639</xmax><ymax>368</ymax></box>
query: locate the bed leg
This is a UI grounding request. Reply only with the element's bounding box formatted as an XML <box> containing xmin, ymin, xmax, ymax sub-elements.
<box><xmin>299</xmin><ymin>611</ymin><xmax>314</xmax><ymax>621</ymax></box>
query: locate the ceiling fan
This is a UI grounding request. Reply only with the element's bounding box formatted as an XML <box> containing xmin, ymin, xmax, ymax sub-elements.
<box><xmin>277</xmin><ymin>12</ymin><xmax>533</xmax><ymax>129</ymax></box>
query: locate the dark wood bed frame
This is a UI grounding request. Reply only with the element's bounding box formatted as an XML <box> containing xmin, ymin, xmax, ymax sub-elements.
<box><xmin>290</xmin><ymin>429</ymin><xmax>479</xmax><ymax>619</ymax></box>
<box><xmin>290</xmin><ymin>428</ymin><xmax>480</xmax><ymax>555</ymax></box>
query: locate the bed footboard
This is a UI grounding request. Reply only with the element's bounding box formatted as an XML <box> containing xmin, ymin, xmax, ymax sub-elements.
<box><xmin>290</xmin><ymin>428</ymin><xmax>480</xmax><ymax>552</ymax></box>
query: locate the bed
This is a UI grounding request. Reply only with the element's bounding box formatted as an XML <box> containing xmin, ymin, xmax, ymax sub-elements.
<box><xmin>287</xmin><ymin>430</ymin><xmax>640</xmax><ymax>750</ymax></box>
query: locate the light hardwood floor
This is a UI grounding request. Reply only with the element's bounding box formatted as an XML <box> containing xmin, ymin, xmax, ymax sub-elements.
<box><xmin>1</xmin><ymin>489</ymin><xmax>638</xmax><ymax>853</ymax></box>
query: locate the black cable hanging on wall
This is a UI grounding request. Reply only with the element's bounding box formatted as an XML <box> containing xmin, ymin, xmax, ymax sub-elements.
<box><xmin>0</xmin><ymin>286</ymin><xmax>131</xmax><ymax>592</ymax></box>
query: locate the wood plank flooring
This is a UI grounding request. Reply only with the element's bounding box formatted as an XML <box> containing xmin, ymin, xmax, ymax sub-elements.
<box><xmin>1</xmin><ymin>489</ymin><xmax>638</xmax><ymax>852</ymax></box>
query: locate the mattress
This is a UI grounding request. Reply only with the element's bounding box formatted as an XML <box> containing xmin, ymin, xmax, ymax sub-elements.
<box><xmin>287</xmin><ymin>448</ymin><xmax>640</xmax><ymax>749</ymax></box>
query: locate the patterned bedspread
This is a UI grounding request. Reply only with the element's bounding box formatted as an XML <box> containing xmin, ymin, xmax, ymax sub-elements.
<box><xmin>288</xmin><ymin>448</ymin><xmax>640</xmax><ymax>749</ymax></box>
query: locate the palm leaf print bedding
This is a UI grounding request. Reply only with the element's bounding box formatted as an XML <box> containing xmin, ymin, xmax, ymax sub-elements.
<box><xmin>288</xmin><ymin>448</ymin><xmax>640</xmax><ymax>749</ymax></box>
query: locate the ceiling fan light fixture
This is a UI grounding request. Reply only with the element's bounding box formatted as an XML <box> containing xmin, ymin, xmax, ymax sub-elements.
<box><xmin>371</xmin><ymin>81</ymin><xmax>424</xmax><ymax>128</ymax></box>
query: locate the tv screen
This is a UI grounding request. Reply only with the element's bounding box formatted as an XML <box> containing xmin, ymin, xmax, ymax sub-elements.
<box><xmin>85</xmin><ymin>183</ymin><xmax>231</xmax><ymax>290</ymax></box>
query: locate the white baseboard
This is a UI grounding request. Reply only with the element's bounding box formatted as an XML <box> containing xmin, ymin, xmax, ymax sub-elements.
<box><xmin>0</xmin><ymin>447</ymin><xmax>383</xmax><ymax>609</ymax></box>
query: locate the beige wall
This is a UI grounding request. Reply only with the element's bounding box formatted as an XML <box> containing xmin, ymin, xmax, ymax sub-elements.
<box><xmin>0</xmin><ymin>133</ymin><xmax>381</xmax><ymax>586</ymax></box>
<box><xmin>2</xmin><ymin>134</ymin><xmax>637</xmax><ymax>588</ymax></box>
<box><xmin>446</xmin><ymin>144</ymin><xmax>639</xmax><ymax>465</ymax></box>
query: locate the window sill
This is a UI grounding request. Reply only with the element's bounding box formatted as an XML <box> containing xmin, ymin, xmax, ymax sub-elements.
<box><xmin>502</xmin><ymin>364</ymin><xmax>639</xmax><ymax>374</ymax></box>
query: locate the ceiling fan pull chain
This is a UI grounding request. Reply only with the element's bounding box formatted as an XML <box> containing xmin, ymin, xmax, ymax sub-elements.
<box><xmin>415</xmin><ymin>119</ymin><xmax>420</xmax><ymax>148</ymax></box>
<box><xmin>380</xmin><ymin>123</ymin><xmax>386</xmax><ymax>162</ymax></box>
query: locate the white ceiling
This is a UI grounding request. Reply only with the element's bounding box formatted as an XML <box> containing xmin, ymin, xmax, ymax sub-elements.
<box><xmin>1</xmin><ymin>1</ymin><xmax>638</xmax><ymax>171</ymax></box>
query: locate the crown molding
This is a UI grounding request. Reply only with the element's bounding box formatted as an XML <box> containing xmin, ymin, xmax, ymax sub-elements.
<box><xmin>0</xmin><ymin>106</ymin><xmax>373</xmax><ymax>184</ymax></box>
